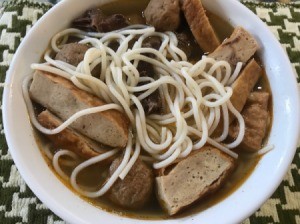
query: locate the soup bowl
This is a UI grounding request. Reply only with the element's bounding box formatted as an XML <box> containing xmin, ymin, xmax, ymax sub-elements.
<box><xmin>3</xmin><ymin>0</ymin><xmax>300</xmax><ymax>223</ymax></box>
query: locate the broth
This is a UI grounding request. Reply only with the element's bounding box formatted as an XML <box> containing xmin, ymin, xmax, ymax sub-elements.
<box><xmin>34</xmin><ymin>0</ymin><xmax>273</xmax><ymax>220</ymax></box>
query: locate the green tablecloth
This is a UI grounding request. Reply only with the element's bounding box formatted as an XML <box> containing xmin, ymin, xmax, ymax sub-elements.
<box><xmin>0</xmin><ymin>0</ymin><xmax>299</xmax><ymax>223</ymax></box>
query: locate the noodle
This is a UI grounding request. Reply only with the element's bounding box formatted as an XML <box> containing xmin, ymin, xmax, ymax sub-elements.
<box><xmin>53</xmin><ymin>150</ymin><xmax>79</xmax><ymax>180</ymax></box>
<box><xmin>24</xmin><ymin>26</ymin><xmax>246</xmax><ymax>197</ymax></box>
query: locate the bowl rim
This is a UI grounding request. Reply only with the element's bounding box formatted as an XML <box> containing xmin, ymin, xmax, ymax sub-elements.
<box><xmin>2</xmin><ymin>0</ymin><xmax>300</xmax><ymax>223</ymax></box>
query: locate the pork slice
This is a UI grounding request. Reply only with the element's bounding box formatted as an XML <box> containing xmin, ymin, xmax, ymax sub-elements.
<box><xmin>156</xmin><ymin>146</ymin><xmax>235</xmax><ymax>215</ymax></box>
<box><xmin>229</xmin><ymin>59</ymin><xmax>262</xmax><ymax>123</ymax></box>
<box><xmin>29</xmin><ymin>70</ymin><xmax>129</xmax><ymax>148</ymax></box>
<box><xmin>181</xmin><ymin>0</ymin><xmax>220</xmax><ymax>53</ymax></box>
<box><xmin>108</xmin><ymin>157</ymin><xmax>154</xmax><ymax>209</ymax></box>
<box><xmin>144</xmin><ymin>0</ymin><xmax>180</xmax><ymax>32</ymax></box>
<box><xmin>209</xmin><ymin>27</ymin><xmax>258</xmax><ymax>68</ymax></box>
<box><xmin>38</xmin><ymin>110</ymin><xmax>114</xmax><ymax>160</ymax></box>
<box><xmin>229</xmin><ymin>91</ymin><xmax>270</xmax><ymax>152</ymax></box>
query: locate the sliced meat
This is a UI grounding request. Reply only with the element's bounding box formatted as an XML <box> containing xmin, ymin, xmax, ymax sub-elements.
<box><xmin>55</xmin><ymin>43</ymin><xmax>100</xmax><ymax>76</ymax></box>
<box><xmin>136</xmin><ymin>56</ymin><xmax>162</xmax><ymax>115</ymax></box>
<box><xmin>156</xmin><ymin>146</ymin><xmax>235</xmax><ymax>215</ymax></box>
<box><xmin>209</xmin><ymin>27</ymin><xmax>258</xmax><ymax>68</ymax></box>
<box><xmin>55</xmin><ymin>43</ymin><xmax>89</xmax><ymax>67</ymax></box>
<box><xmin>98</xmin><ymin>14</ymin><xmax>129</xmax><ymax>32</ymax></box>
<box><xmin>140</xmin><ymin>90</ymin><xmax>162</xmax><ymax>115</ymax></box>
<box><xmin>29</xmin><ymin>70</ymin><xmax>129</xmax><ymax>148</ymax></box>
<box><xmin>137</xmin><ymin>36</ymin><xmax>161</xmax><ymax>78</ymax></box>
<box><xmin>38</xmin><ymin>110</ymin><xmax>114</xmax><ymax>160</ymax></box>
<box><xmin>181</xmin><ymin>0</ymin><xmax>220</xmax><ymax>53</ymax></box>
<box><xmin>144</xmin><ymin>0</ymin><xmax>180</xmax><ymax>31</ymax></box>
<box><xmin>229</xmin><ymin>59</ymin><xmax>262</xmax><ymax>123</ymax></box>
<box><xmin>229</xmin><ymin>91</ymin><xmax>270</xmax><ymax>152</ymax></box>
<box><xmin>136</xmin><ymin>49</ymin><xmax>156</xmax><ymax>79</ymax></box>
<box><xmin>137</xmin><ymin>61</ymin><xmax>155</xmax><ymax>78</ymax></box>
<box><xmin>72</xmin><ymin>8</ymin><xmax>129</xmax><ymax>32</ymax></box>
<box><xmin>142</xmin><ymin>36</ymin><xmax>161</xmax><ymax>51</ymax></box>
<box><xmin>136</xmin><ymin>37</ymin><xmax>163</xmax><ymax>114</ymax></box>
<box><xmin>176</xmin><ymin>32</ymin><xmax>193</xmax><ymax>58</ymax></box>
<box><xmin>108</xmin><ymin>157</ymin><xmax>154</xmax><ymax>209</ymax></box>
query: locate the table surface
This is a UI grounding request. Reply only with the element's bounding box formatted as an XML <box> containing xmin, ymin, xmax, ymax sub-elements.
<box><xmin>0</xmin><ymin>0</ymin><xmax>299</xmax><ymax>224</ymax></box>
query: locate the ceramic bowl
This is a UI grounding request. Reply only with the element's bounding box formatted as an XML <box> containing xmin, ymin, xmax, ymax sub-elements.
<box><xmin>3</xmin><ymin>0</ymin><xmax>300</xmax><ymax>223</ymax></box>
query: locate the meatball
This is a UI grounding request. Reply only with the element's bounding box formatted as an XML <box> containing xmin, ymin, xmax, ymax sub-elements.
<box><xmin>55</xmin><ymin>43</ymin><xmax>89</xmax><ymax>66</ymax></box>
<box><xmin>108</xmin><ymin>157</ymin><xmax>154</xmax><ymax>209</ymax></box>
<box><xmin>144</xmin><ymin>0</ymin><xmax>180</xmax><ymax>31</ymax></box>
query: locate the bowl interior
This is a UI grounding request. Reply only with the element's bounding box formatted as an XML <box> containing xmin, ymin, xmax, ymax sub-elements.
<box><xmin>3</xmin><ymin>0</ymin><xmax>300</xmax><ymax>224</ymax></box>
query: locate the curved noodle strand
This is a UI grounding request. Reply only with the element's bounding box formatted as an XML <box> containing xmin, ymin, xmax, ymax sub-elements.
<box><xmin>24</xmin><ymin>26</ymin><xmax>250</xmax><ymax>199</ymax></box>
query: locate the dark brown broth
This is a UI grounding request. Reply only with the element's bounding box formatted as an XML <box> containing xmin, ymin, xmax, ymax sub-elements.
<box><xmin>35</xmin><ymin>0</ymin><xmax>272</xmax><ymax>220</ymax></box>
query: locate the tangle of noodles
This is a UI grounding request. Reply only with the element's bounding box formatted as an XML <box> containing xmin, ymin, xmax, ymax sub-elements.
<box><xmin>23</xmin><ymin>26</ymin><xmax>247</xmax><ymax>197</ymax></box>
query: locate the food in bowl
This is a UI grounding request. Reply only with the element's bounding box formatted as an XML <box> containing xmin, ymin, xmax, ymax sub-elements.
<box><xmin>22</xmin><ymin>0</ymin><xmax>273</xmax><ymax>218</ymax></box>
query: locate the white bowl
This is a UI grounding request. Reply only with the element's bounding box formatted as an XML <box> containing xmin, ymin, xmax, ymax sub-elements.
<box><xmin>3</xmin><ymin>0</ymin><xmax>300</xmax><ymax>223</ymax></box>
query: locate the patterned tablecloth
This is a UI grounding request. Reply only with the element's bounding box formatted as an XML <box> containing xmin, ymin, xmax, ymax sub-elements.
<box><xmin>0</xmin><ymin>0</ymin><xmax>299</xmax><ymax>223</ymax></box>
